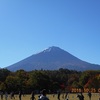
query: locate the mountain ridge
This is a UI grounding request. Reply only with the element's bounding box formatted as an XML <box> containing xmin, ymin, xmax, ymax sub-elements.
<box><xmin>6</xmin><ymin>46</ymin><xmax>100</xmax><ymax>71</ymax></box>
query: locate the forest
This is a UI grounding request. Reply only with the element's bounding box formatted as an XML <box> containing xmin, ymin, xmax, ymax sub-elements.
<box><xmin>0</xmin><ymin>68</ymin><xmax>100</xmax><ymax>93</ymax></box>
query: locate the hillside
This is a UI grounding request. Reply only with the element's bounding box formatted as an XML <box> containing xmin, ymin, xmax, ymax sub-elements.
<box><xmin>6</xmin><ymin>46</ymin><xmax>100</xmax><ymax>71</ymax></box>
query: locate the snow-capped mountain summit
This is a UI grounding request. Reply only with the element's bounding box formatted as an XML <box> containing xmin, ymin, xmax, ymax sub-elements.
<box><xmin>41</xmin><ymin>46</ymin><xmax>63</xmax><ymax>53</ymax></box>
<box><xmin>6</xmin><ymin>46</ymin><xmax>100</xmax><ymax>71</ymax></box>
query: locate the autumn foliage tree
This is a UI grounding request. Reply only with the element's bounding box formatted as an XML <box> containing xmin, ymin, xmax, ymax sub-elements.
<box><xmin>0</xmin><ymin>68</ymin><xmax>100</xmax><ymax>93</ymax></box>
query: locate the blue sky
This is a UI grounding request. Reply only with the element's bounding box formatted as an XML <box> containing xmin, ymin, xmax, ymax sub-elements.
<box><xmin>0</xmin><ymin>0</ymin><xmax>100</xmax><ymax>68</ymax></box>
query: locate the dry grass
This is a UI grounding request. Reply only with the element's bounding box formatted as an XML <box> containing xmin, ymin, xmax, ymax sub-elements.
<box><xmin>1</xmin><ymin>93</ymin><xmax>100</xmax><ymax>100</ymax></box>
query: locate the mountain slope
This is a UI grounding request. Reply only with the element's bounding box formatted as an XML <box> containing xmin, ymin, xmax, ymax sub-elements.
<box><xmin>6</xmin><ymin>46</ymin><xmax>100</xmax><ymax>71</ymax></box>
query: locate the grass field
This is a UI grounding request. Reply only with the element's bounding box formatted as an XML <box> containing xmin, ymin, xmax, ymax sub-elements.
<box><xmin>1</xmin><ymin>93</ymin><xmax>100</xmax><ymax>100</ymax></box>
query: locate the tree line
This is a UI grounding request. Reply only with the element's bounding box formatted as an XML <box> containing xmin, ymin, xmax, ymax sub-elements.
<box><xmin>0</xmin><ymin>68</ymin><xmax>100</xmax><ymax>93</ymax></box>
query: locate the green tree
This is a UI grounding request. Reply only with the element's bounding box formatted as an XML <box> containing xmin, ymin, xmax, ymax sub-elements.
<box><xmin>0</xmin><ymin>69</ymin><xmax>10</xmax><ymax>82</ymax></box>
<box><xmin>29</xmin><ymin>70</ymin><xmax>50</xmax><ymax>90</ymax></box>
<box><xmin>15</xmin><ymin>70</ymin><xmax>29</xmax><ymax>91</ymax></box>
<box><xmin>5</xmin><ymin>75</ymin><xmax>19</xmax><ymax>91</ymax></box>
<box><xmin>0</xmin><ymin>82</ymin><xmax>6</xmax><ymax>91</ymax></box>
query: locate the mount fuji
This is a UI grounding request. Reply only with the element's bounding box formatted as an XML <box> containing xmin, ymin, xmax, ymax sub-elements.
<box><xmin>6</xmin><ymin>46</ymin><xmax>100</xmax><ymax>71</ymax></box>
